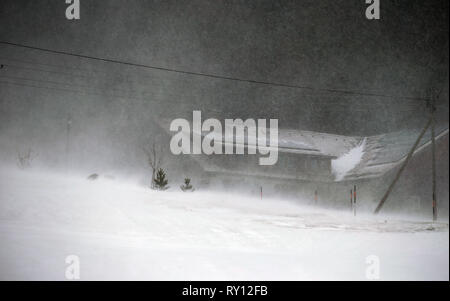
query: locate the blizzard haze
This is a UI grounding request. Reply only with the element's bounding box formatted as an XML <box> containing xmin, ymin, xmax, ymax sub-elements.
<box><xmin>0</xmin><ymin>0</ymin><xmax>448</xmax><ymax>281</ymax></box>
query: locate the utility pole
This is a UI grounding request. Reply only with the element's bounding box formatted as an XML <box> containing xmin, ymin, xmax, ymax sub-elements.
<box><xmin>374</xmin><ymin>87</ymin><xmax>440</xmax><ymax>220</ymax></box>
<box><xmin>427</xmin><ymin>94</ymin><xmax>438</xmax><ymax>221</ymax></box>
<box><xmin>374</xmin><ymin>115</ymin><xmax>433</xmax><ymax>214</ymax></box>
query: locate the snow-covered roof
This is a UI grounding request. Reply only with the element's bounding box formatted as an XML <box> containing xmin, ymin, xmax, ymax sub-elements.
<box><xmin>277</xmin><ymin>129</ymin><xmax>361</xmax><ymax>158</ymax></box>
<box><xmin>202</xmin><ymin>128</ymin><xmax>357</xmax><ymax>158</ymax></box>
<box><xmin>339</xmin><ymin>125</ymin><xmax>449</xmax><ymax>181</ymax></box>
<box><xmin>157</xmin><ymin>118</ymin><xmax>360</xmax><ymax>158</ymax></box>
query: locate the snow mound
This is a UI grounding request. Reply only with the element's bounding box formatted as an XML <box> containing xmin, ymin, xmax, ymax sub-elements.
<box><xmin>332</xmin><ymin>138</ymin><xmax>366</xmax><ymax>181</ymax></box>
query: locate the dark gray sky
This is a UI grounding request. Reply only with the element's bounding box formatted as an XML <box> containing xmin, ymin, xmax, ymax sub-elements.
<box><xmin>0</xmin><ymin>0</ymin><xmax>448</xmax><ymax>169</ymax></box>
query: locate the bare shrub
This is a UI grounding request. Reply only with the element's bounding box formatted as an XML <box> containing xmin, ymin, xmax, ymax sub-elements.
<box><xmin>142</xmin><ymin>142</ymin><xmax>164</xmax><ymax>189</ymax></box>
<box><xmin>17</xmin><ymin>148</ymin><xmax>37</xmax><ymax>169</ymax></box>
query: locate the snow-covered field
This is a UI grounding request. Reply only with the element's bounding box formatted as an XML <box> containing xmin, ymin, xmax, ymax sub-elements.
<box><xmin>0</xmin><ymin>167</ymin><xmax>448</xmax><ymax>280</ymax></box>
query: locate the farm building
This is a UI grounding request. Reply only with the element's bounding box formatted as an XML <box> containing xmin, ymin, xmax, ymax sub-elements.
<box><xmin>159</xmin><ymin>118</ymin><xmax>449</xmax><ymax>217</ymax></box>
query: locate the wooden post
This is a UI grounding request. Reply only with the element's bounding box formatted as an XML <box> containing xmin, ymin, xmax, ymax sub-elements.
<box><xmin>65</xmin><ymin>114</ymin><xmax>72</xmax><ymax>172</ymax></box>
<box><xmin>350</xmin><ymin>189</ymin><xmax>353</xmax><ymax>212</ymax></box>
<box><xmin>353</xmin><ymin>185</ymin><xmax>357</xmax><ymax>216</ymax></box>
<box><xmin>374</xmin><ymin>115</ymin><xmax>433</xmax><ymax>214</ymax></box>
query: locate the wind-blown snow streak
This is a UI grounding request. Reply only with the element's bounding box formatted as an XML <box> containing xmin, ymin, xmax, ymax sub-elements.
<box><xmin>332</xmin><ymin>138</ymin><xmax>366</xmax><ymax>181</ymax></box>
<box><xmin>0</xmin><ymin>167</ymin><xmax>448</xmax><ymax>280</ymax></box>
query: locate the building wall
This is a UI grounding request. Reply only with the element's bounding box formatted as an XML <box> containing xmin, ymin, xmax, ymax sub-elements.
<box><xmin>199</xmin><ymin>151</ymin><xmax>333</xmax><ymax>183</ymax></box>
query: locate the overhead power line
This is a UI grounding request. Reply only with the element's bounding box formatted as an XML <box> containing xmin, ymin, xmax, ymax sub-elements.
<box><xmin>0</xmin><ymin>56</ymin><xmax>427</xmax><ymax>106</ymax></box>
<box><xmin>0</xmin><ymin>79</ymin><xmax>424</xmax><ymax>114</ymax></box>
<box><xmin>0</xmin><ymin>56</ymin><xmax>108</xmax><ymax>75</ymax></box>
<box><xmin>0</xmin><ymin>74</ymin><xmax>139</xmax><ymax>97</ymax></box>
<box><xmin>0</xmin><ymin>40</ymin><xmax>429</xmax><ymax>101</ymax></box>
<box><xmin>3</xmin><ymin>64</ymin><xmax>92</xmax><ymax>79</ymax></box>
<box><xmin>0</xmin><ymin>79</ymin><xmax>141</xmax><ymax>101</ymax></box>
<box><xmin>0</xmin><ymin>75</ymin><xmax>424</xmax><ymax>110</ymax></box>
<box><xmin>0</xmin><ymin>59</ymin><xmax>424</xmax><ymax>107</ymax></box>
<box><xmin>0</xmin><ymin>79</ymin><xmax>227</xmax><ymax>114</ymax></box>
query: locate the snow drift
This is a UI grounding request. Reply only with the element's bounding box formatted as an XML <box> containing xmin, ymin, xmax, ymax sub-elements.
<box><xmin>332</xmin><ymin>138</ymin><xmax>366</xmax><ymax>181</ymax></box>
<box><xmin>0</xmin><ymin>166</ymin><xmax>448</xmax><ymax>280</ymax></box>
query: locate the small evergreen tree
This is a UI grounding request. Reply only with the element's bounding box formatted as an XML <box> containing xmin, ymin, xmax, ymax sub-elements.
<box><xmin>154</xmin><ymin>168</ymin><xmax>169</xmax><ymax>190</ymax></box>
<box><xmin>180</xmin><ymin>178</ymin><xmax>195</xmax><ymax>192</ymax></box>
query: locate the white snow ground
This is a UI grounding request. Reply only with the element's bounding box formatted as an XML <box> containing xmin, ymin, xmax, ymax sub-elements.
<box><xmin>0</xmin><ymin>167</ymin><xmax>448</xmax><ymax>280</ymax></box>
